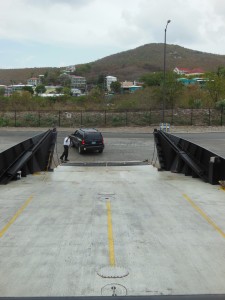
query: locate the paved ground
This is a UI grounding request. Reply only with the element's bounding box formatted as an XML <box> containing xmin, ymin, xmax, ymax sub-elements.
<box><xmin>1</xmin><ymin>127</ymin><xmax>225</xmax><ymax>297</ymax></box>
<box><xmin>0</xmin><ymin>126</ymin><xmax>225</xmax><ymax>163</ymax></box>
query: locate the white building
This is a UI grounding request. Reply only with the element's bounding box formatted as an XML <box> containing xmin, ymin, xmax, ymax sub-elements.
<box><xmin>71</xmin><ymin>88</ymin><xmax>82</xmax><ymax>96</ymax></box>
<box><xmin>65</xmin><ymin>65</ymin><xmax>76</xmax><ymax>73</ymax></box>
<box><xmin>5</xmin><ymin>84</ymin><xmax>34</xmax><ymax>95</ymax></box>
<box><xmin>27</xmin><ymin>77</ymin><xmax>41</xmax><ymax>86</ymax></box>
<box><xmin>105</xmin><ymin>75</ymin><xmax>117</xmax><ymax>91</ymax></box>
<box><xmin>69</xmin><ymin>75</ymin><xmax>86</xmax><ymax>90</ymax></box>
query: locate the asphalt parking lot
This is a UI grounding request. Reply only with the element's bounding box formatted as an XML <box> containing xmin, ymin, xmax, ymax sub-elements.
<box><xmin>0</xmin><ymin>127</ymin><xmax>225</xmax><ymax>163</ymax></box>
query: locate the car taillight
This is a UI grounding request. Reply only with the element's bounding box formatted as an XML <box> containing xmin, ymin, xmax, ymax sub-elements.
<box><xmin>81</xmin><ymin>139</ymin><xmax>85</xmax><ymax>145</ymax></box>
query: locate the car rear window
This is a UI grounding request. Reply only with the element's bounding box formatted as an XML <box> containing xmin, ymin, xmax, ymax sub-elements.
<box><xmin>84</xmin><ymin>132</ymin><xmax>102</xmax><ymax>140</ymax></box>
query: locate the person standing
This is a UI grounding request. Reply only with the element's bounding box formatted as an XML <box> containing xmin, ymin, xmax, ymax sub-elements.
<box><xmin>60</xmin><ymin>135</ymin><xmax>71</xmax><ymax>162</ymax></box>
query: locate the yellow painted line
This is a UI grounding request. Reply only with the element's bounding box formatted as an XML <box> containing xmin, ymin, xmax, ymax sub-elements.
<box><xmin>106</xmin><ymin>201</ymin><xmax>116</xmax><ymax>266</ymax></box>
<box><xmin>0</xmin><ymin>196</ymin><xmax>33</xmax><ymax>238</ymax></box>
<box><xmin>183</xmin><ymin>194</ymin><xmax>225</xmax><ymax>239</ymax></box>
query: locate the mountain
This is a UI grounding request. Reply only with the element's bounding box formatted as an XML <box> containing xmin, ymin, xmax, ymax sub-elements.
<box><xmin>1</xmin><ymin>43</ymin><xmax>225</xmax><ymax>85</ymax></box>
<box><xmin>0</xmin><ymin>67</ymin><xmax>60</xmax><ymax>86</ymax></box>
<box><xmin>80</xmin><ymin>43</ymin><xmax>225</xmax><ymax>81</ymax></box>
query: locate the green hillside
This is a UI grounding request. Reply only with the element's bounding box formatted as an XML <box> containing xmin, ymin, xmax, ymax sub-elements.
<box><xmin>1</xmin><ymin>43</ymin><xmax>225</xmax><ymax>85</ymax></box>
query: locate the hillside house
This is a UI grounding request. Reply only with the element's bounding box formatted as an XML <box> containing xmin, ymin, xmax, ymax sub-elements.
<box><xmin>64</xmin><ymin>65</ymin><xmax>76</xmax><ymax>73</ymax></box>
<box><xmin>5</xmin><ymin>84</ymin><xmax>34</xmax><ymax>96</ymax></box>
<box><xmin>27</xmin><ymin>77</ymin><xmax>41</xmax><ymax>86</ymax></box>
<box><xmin>177</xmin><ymin>77</ymin><xmax>208</xmax><ymax>87</ymax></box>
<box><xmin>174</xmin><ymin>67</ymin><xmax>204</xmax><ymax>76</ymax></box>
<box><xmin>69</xmin><ymin>75</ymin><xmax>86</xmax><ymax>91</ymax></box>
<box><xmin>121</xmin><ymin>81</ymin><xmax>143</xmax><ymax>93</ymax></box>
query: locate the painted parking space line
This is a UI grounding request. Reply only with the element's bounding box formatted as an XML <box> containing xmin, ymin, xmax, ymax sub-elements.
<box><xmin>0</xmin><ymin>195</ymin><xmax>33</xmax><ymax>238</ymax></box>
<box><xmin>183</xmin><ymin>193</ymin><xmax>225</xmax><ymax>239</ymax></box>
<box><xmin>106</xmin><ymin>200</ymin><xmax>116</xmax><ymax>266</ymax></box>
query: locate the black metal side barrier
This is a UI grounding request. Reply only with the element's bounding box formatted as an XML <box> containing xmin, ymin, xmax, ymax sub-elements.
<box><xmin>153</xmin><ymin>129</ymin><xmax>225</xmax><ymax>185</ymax></box>
<box><xmin>0</xmin><ymin>128</ymin><xmax>57</xmax><ymax>184</ymax></box>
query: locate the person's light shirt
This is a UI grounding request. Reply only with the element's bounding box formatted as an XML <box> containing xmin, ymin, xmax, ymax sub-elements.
<box><xmin>64</xmin><ymin>137</ymin><xmax>70</xmax><ymax>146</ymax></box>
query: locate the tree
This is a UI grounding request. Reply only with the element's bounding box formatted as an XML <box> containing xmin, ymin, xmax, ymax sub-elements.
<box><xmin>76</xmin><ymin>63</ymin><xmax>92</xmax><ymax>76</ymax></box>
<box><xmin>55</xmin><ymin>87</ymin><xmax>63</xmax><ymax>94</ymax></box>
<box><xmin>97</xmin><ymin>74</ymin><xmax>106</xmax><ymax>90</ymax></box>
<box><xmin>58</xmin><ymin>74</ymin><xmax>71</xmax><ymax>87</ymax></box>
<box><xmin>42</xmin><ymin>71</ymin><xmax>48</xmax><ymax>84</ymax></box>
<box><xmin>0</xmin><ymin>87</ymin><xmax>5</xmax><ymax>96</ymax></box>
<box><xmin>205</xmin><ymin>72</ymin><xmax>225</xmax><ymax>103</ymax></box>
<box><xmin>140</xmin><ymin>72</ymin><xmax>163</xmax><ymax>87</ymax></box>
<box><xmin>165</xmin><ymin>72</ymin><xmax>183</xmax><ymax>109</ymax></box>
<box><xmin>62</xmin><ymin>87</ymin><xmax>72</xmax><ymax>96</ymax></box>
<box><xmin>152</xmin><ymin>71</ymin><xmax>183</xmax><ymax>109</ymax></box>
<box><xmin>217</xmin><ymin>66</ymin><xmax>225</xmax><ymax>78</ymax></box>
<box><xmin>35</xmin><ymin>84</ymin><xmax>46</xmax><ymax>95</ymax></box>
<box><xmin>110</xmin><ymin>81</ymin><xmax>121</xmax><ymax>94</ymax></box>
<box><xmin>89</xmin><ymin>86</ymin><xmax>104</xmax><ymax>103</ymax></box>
<box><xmin>216</xmin><ymin>99</ymin><xmax>225</xmax><ymax>110</ymax></box>
<box><xmin>41</xmin><ymin>70</ymin><xmax>61</xmax><ymax>85</ymax></box>
<box><xmin>22</xmin><ymin>86</ymin><xmax>34</xmax><ymax>95</ymax></box>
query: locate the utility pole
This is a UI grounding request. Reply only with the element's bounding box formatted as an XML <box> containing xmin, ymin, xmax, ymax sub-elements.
<box><xmin>162</xmin><ymin>20</ymin><xmax>171</xmax><ymax>123</ymax></box>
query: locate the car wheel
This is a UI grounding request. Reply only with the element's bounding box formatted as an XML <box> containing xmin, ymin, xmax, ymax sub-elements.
<box><xmin>99</xmin><ymin>149</ymin><xmax>103</xmax><ymax>153</ymax></box>
<box><xmin>78</xmin><ymin>146</ymin><xmax>83</xmax><ymax>154</ymax></box>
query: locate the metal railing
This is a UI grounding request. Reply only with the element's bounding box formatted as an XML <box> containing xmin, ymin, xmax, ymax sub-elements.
<box><xmin>0</xmin><ymin>129</ymin><xmax>57</xmax><ymax>184</ymax></box>
<box><xmin>153</xmin><ymin>129</ymin><xmax>225</xmax><ymax>185</ymax></box>
<box><xmin>0</xmin><ymin>108</ymin><xmax>224</xmax><ymax>127</ymax></box>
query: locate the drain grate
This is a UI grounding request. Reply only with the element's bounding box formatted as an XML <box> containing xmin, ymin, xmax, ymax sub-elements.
<box><xmin>98</xmin><ymin>192</ymin><xmax>115</xmax><ymax>201</ymax></box>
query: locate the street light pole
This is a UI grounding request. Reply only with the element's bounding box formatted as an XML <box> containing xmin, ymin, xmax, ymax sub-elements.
<box><xmin>163</xmin><ymin>19</ymin><xmax>171</xmax><ymax>123</ymax></box>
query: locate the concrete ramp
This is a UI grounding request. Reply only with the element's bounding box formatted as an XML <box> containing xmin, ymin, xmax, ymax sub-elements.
<box><xmin>1</xmin><ymin>164</ymin><xmax>225</xmax><ymax>297</ymax></box>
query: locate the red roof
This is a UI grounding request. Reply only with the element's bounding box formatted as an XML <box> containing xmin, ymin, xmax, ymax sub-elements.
<box><xmin>175</xmin><ymin>67</ymin><xmax>204</xmax><ymax>74</ymax></box>
<box><xmin>190</xmin><ymin>68</ymin><xmax>204</xmax><ymax>73</ymax></box>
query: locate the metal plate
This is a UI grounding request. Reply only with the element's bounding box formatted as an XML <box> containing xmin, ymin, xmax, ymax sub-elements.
<box><xmin>101</xmin><ymin>283</ymin><xmax>127</xmax><ymax>296</ymax></box>
<box><xmin>97</xmin><ymin>266</ymin><xmax>129</xmax><ymax>278</ymax></box>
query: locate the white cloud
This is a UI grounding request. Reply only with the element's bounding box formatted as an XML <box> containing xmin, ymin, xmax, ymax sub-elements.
<box><xmin>1</xmin><ymin>0</ymin><xmax>225</xmax><ymax>68</ymax></box>
<box><xmin>23</xmin><ymin>0</ymin><xmax>94</xmax><ymax>8</ymax></box>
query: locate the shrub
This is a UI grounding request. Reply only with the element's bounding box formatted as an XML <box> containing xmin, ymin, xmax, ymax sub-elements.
<box><xmin>216</xmin><ymin>99</ymin><xmax>225</xmax><ymax>110</ymax></box>
<box><xmin>0</xmin><ymin>117</ymin><xmax>9</xmax><ymax>126</ymax></box>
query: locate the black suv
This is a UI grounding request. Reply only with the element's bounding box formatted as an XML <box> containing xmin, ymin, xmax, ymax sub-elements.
<box><xmin>70</xmin><ymin>128</ymin><xmax>104</xmax><ymax>154</ymax></box>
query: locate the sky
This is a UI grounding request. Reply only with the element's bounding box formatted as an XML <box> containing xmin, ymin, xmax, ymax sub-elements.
<box><xmin>0</xmin><ymin>0</ymin><xmax>225</xmax><ymax>69</ymax></box>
